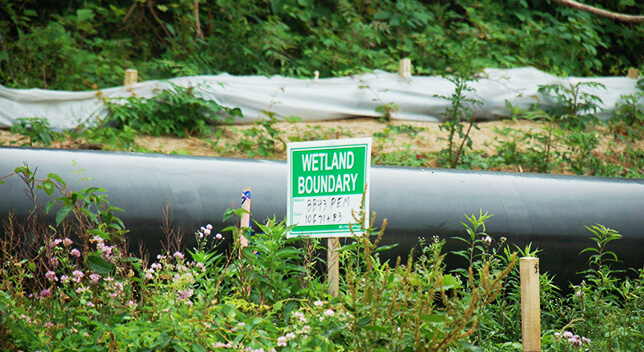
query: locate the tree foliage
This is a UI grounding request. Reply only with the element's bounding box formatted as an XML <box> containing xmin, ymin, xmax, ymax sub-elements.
<box><xmin>0</xmin><ymin>0</ymin><xmax>642</xmax><ymax>90</ymax></box>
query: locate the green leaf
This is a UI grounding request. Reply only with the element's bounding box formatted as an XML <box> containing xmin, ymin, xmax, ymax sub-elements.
<box><xmin>86</xmin><ymin>253</ymin><xmax>113</xmax><ymax>275</ymax></box>
<box><xmin>42</xmin><ymin>180</ymin><xmax>54</xmax><ymax>196</ymax></box>
<box><xmin>419</xmin><ymin>314</ymin><xmax>446</xmax><ymax>323</ymax></box>
<box><xmin>56</xmin><ymin>205</ymin><xmax>73</xmax><ymax>226</ymax></box>
<box><xmin>356</xmin><ymin>316</ymin><xmax>371</xmax><ymax>328</ymax></box>
<box><xmin>441</xmin><ymin>274</ymin><xmax>461</xmax><ymax>290</ymax></box>
<box><xmin>77</xmin><ymin>9</ymin><xmax>94</xmax><ymax>22</ymax></box>
<box><xmin>363</xmin><ymin>325</ymin><xmax>388</xmax><ymax>333</ymax></box>
<box><xmin>47</xmin><ymin>173</ymin><xmax>66</xmax><ymax>186</ymax></box>
<box><xmin>191</xmin><ymin>344</ymin><xmax>207</xmax><ymax>352</ymax></box>
<box><xmin>45</xmin><ymin>201</ymin><xmax>55</xmax><ymax>214</ymax></box>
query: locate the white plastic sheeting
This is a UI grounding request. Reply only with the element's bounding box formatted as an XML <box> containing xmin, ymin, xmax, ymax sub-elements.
<box><xmin>0</xmin><ymin>67</ymin><xmax>641</xmax><ymax>130</ymax></box>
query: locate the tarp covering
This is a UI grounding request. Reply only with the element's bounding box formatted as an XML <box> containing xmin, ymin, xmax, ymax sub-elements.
<box><xmin>0</xmin><ymin>67</ymin><xmax>641</xmax><ymax>130</ymax></box>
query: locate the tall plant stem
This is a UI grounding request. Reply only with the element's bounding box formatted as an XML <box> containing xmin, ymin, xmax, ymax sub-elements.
<box><xmin>451</xmin><ymin>112</ymin><xmax>477</xmax><ymax>169</ymax></box>
<box><xmin>544</xmin><ymin>123</ymin><xmax>553</xmax><ymax>173</ymax></box>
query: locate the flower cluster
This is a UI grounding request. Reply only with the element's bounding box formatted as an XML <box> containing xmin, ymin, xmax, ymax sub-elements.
<box><xmin>194</xmin><ymin>224</ymin><xmax>223</xmax><ymax>252</ymax></box>
<box><xmin>92</xmin><ymin>236</ymin><xmax>115</xmax><ymax>262</ymax></box>
<box><xmin>555</xmin><ymin>331</ymin><xmax>591</xmax><ymax>348</ymax></box>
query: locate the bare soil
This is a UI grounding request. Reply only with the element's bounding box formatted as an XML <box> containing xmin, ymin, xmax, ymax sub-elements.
<box><xmin>2</xmin><ymin>118</ymin><xmax>642</xmax><ymax>176</ymax></box>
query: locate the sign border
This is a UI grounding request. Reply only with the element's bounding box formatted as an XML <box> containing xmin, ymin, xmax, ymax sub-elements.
<box><xmin>287</xmin><ymin>138</ymin><xmax>372</xmax><ymax>238</ymax></box>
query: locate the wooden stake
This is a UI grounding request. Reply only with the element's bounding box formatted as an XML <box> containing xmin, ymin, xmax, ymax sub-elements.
<box><xmin>521</xmin><ymin>257</ymin><xmax>541</xmax><ymax>352</ymax></box>
<box><xmin>327</xmin><ymin>237</ymin><xmax>340</xmax><ymax>297</ymax></box>
<box><xmin>239</xmin><ymin>188</ymin><xmax>252</xmax><ymax>249</ymax></box>
<box><xmin>124</xmin><ymin>69</ymin><xmax>138</xmax><ymax>87</ymax></box>
<box><xmin>399</xmin><ymin>59</ymin><xmax>411</xmax><ymax>78</ymax></box>
<box><xmin>627</xmin><ymin>68</ymin><xmax>639</xmax><ymax>79</ymax></box>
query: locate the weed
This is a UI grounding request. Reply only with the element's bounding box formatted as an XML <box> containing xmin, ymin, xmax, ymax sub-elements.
<box><xmin>375</xmin><ymin>102</ymin><xmax>400</xmax><ymax>122</ymax></box>
<box><xmin>372</xmin><ymin>144</ymin><xmax>429</xmax><ymax>167</ymax></box>
<box><xmin>104</xmin><ymin>83</ymin><xmax>242</xmax><ymax>138</ymax></box>
<box><xmin>373</xmin><ymin>123</ymin><xmax>425</xmax><ymax>140</ymax></box>
<box><xmin>288</xmin><ymin>121</ymin><xmax>353</xmax><ymax>143</ymax></box>
<box><xmin>434</xmin><ymin>41</ymin><xmax>483</xmax><ymax>169</ymax></box>
<box><xmin>564</xmin><ymin>130</ymin><xmax>600</xmax><ymax>176</ymax></box>
<box><xmin>228</xmin><ymin>114</ymin><xmax>286</xmax><ymax>158</ymax></box>
<box><xmin>9</xmin><ymin>117</ymin><xmax>58</xmax><ymax>147</ymax></box>
<box><xmin>538</xmin><ymin>82</ymin><xmax>606</xmax><ymax>129</ymax></box>
<box><xmin>609</xmin><ymin>92</ymin><xmax>644</xmax><ymax>142</ymax></box>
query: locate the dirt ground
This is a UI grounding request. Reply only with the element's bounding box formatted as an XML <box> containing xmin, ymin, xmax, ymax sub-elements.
<box><xmin>1</xmin><ymin>118</ymin><xmax>641</xmax><ymax>175</ymax></box>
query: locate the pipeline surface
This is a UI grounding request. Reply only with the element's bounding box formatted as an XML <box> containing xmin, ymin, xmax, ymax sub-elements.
<box><xmin>1</xmin><ymin>147</ymin><xmax>643</xmax><ymax>288</ymax></box>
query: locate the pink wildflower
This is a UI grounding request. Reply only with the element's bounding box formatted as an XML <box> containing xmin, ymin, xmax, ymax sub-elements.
<box><xmin>72</xmin><ymin>270</ymin><xmax>84</xmax><ymax>283</ymax></box>
<box><xmin>49</xmin><ymin>257</ymin><xmax>59</xmax><ymax>269</ymax></box>
<box><xmin>45</xmin><ymin>271</ymin><xmax>58</xmax><ymax>282</ymax></box>
<box><xmin>40</xmin><ymin>289</ymin><xmax>52</xmax><ymax>298</ymax></box>
<box><xmin>50</xmin><ymin>238</ymin><xmax>63</xmax><ymax>248</ymax></box>
<box><xmin>63</xmin><ymin>238</ymin><xmax>73</xmax><ymax>247</ymax></box>
<box><xmin>173</xmin><ymin>251</ymin><xmax>184</xmax><ymax>260</ymax></box>
<box><xmin>178</xmin><ymin>288</ymin><xmax>194</xmax><ymax>301</ymax></box>
<box><xmin>70</xmin><ymin>248</ymin><xmax>81</xmax><ymax>258</ymax></box>
<box><xmin>89</xmin><ymin>273</ymin><xmax>101</xmax><ymax>285</ymax></box>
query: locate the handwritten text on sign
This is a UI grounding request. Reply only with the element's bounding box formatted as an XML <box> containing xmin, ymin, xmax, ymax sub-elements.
<box><xmin>287</xmin><ymin>139</ymin><xmax>371</xmax><ymax>238</ymax></box>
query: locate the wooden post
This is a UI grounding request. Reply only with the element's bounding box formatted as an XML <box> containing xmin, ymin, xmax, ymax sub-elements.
<box><xmin>124</xmin><ymin>69</ymin><xmax>138</xmax><ymax>87</ymax></box>
<box><xmin>327</xmin><ymin>237</ymin><xmax>340</xmax><ymax>297</ymax></box>
<box><xmin>521</xmin><ymin>257</ymin><xmax>541</xmax><ymax>352</ymax></box>
<box><xmin>399</xmin><ymin>59</ymin><xmax>411</xmax><ymax>78</ymax></box>
<box><xmin>627</xmin><ymin>68</ymin><xmax>639</xmax><ymax>79</ymax></box>
<box><xmin>239</xmin><ymin>188</ymin><xmax>251</xmax><ymax>249</ymax></box>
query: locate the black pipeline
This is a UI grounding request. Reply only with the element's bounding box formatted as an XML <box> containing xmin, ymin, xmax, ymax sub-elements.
<box><xmin>1</xmin><ymin>147</ymin><xmax>643</xmax><ymax>287</ymax></box>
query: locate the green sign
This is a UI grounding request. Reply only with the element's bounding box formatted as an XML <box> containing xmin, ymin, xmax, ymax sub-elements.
<box><xmin>287</xmin><ymin>138</ymin><xmax>372</xmax><ymax>238</ymax></box>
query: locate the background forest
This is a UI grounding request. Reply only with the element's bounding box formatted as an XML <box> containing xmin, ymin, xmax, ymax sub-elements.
<box><xmin>1</xmin><ymin>0</ymin><xmax>643</xmax><ymax>91</ymax></box>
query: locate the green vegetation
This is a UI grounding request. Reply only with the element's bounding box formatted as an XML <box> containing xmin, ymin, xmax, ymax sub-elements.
<box><xmin>104</xmin><ymin>83</ymin><xmax>242</xmax><ymax>138</ymax></box>
<box><xmin>1</xmin><ymin>167</ymin><xmax>642</xmax><ymax>351</ymax></box>
<box><xmin>1</xmin><ymin>0</ymin><xmax>642</xmax><ymax>90</ymax></box>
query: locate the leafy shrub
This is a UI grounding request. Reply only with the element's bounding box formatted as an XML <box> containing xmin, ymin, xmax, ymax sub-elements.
<box><xmin>538</xmin><ymin>82</ymin><xmax>606</xmax><ymax>130</ymax></box>
<box><xmin>9</xmin><ymin>117</ymin><xmax>58</xmax><ymax>147</ymax></box>
<box><xmin>227</xmin><ymin>115</ymin><xmax>286</xmax><ymax>158</ymax></box>
<box><xmin>104</xmin><ymin>83</ymin><xmax>242</xmax><ymax>138</ymax></box>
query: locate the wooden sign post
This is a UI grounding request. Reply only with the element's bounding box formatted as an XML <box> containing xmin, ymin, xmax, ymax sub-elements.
<box><xmin>627</xmin><ymin>68</ymin><xmax>639</xmax><ymax>79</ymax></box>
<box><xmin>287</xmin><ymin>138</ymin><xmax>372</xmax><ymax>297</ymax></box>
<box><xmin>520</xmin><ymin>257</ymin><xmax>541</xmax><ymax>352</ymax></box>
<box><xmin>124</xmin><ymin>69</ymin><xmax>138</xmax><ymax>87</ymax></box>
<box><xmin>327</xmin><ymin>237</ymin><xmax>340</xmax><ymax>297</ymax></box>
<box><xmin>399</xmin><ymin>59</ymin><xmax>411</xmax><ymax>78</ymax></box>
